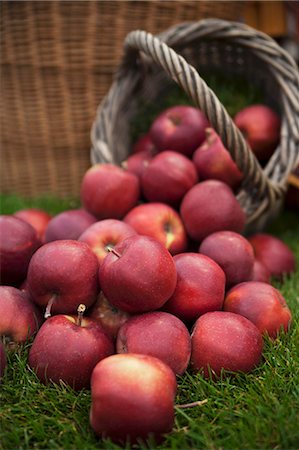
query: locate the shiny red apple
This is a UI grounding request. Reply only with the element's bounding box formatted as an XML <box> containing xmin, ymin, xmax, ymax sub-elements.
<box><xmin>90</xmin><ymin>353</ymin><xmax>177</xmax><ymax>443</ymax></box>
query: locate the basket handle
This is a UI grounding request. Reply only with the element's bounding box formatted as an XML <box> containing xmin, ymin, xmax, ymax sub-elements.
<box><xmin>122</xmin><ymin>29</ymin><xmax>283</xmax><ymax>223</ymax></box>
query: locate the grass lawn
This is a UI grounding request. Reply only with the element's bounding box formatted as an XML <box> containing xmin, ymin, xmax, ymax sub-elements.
<box><xmin>0</xmin><ymin>195</ymin><xmax>298</xmax><ymax>450</ymax></box>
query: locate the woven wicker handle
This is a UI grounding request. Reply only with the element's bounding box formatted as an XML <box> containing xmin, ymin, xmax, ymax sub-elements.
<box><xmin>123</xmin><ymin>29</ymin><xmax>282</xmax><ymax>215</ymax></box>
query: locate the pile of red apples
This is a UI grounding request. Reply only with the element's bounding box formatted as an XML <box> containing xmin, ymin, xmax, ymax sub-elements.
<box><xmin>0</xmin><ymin>103</ymin><xmax>296</xmax><ymax>444</ymax></box>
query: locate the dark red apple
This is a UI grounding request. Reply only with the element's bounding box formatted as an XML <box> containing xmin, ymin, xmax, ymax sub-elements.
<box><xmin>141</xmin><ymin>150</ymin><xmax>198</xmax><ymax>206</ymax></box>
<box><xmin>132</xmin><ymin>133</ymin><xmax>157</xmax><ymax>155</ymax></box>
<box><xmin>248</xmin><ymin>233</ymin><xmax>296</xmax><ymax>280</ymax></box>
<box><xmin>14</xmin><ymin>208</ymin><xmax>52</xmax><ymax>243</ymax></box>
<box><xmin>0</xmin><ymin>286</ymin><xmax>42</xmax><ymax>343</ymax></box>
<box><xmin>44</xmin><ymin>208</ymin><xmax>97</xmax><ymax>243</ymax></box>
<box><xmin>78</xmin><ymin>219</ymin><xmax>137</xmax><ymax>265</ymax></box>
<box><xmin>223</xmin><ymin>281</ymin><xmax>292</xmax><ymax>339</ymax></box>
<box><xmin>0</xmin><ymin>342</ymin><xmax>6</xmax><ymax>380</ymax></box>
<box><xmin>122</xmin><ymin>150</ymin><xmax>153</xmax><ymax>179</ymax></box>
<box><xmin>199</xmin><ymin>231</ymin><xmax>255</xmax><ymax>288</ymax></box>
<box><xmin>234</xmin><ymin>104</ymin><xmax>281</xmax><ymax>161</ymax></box>
<box><xmin>90</xmin><ymin>353</ymin><xmax>177</xmax><ymax>443</ymax></box>
<box><xmin>28</xmin><ymin>307</ymin><xmax>114</xmax><ymax>390</ymax></box>
<box><xmin>124</xmin><ymin>202</ymin><xmax>187</xmax><ymax>255</ymax></box>
<box><xmin>192</xmin><ymin>128</ymin><xmax>243</xmax><ymax>190</ymax></box>
<box><xmin>88</xmin><ymin>291</ymin><xmax>130</xmax><ymax>339</ymax></box>
<box><xmin>117</xmin><ymin>311</ymin><xmax>191</xmax><ymax>375</ymax></box>
<box><xmin>80</xmin><ymin>163</ymin><xmax>140</xmax><ymax>220</ymax></box>
<box><xmin>27</xmin><ymin>240</ymin><xmax>99</xmax><ymax>317</ymax></box>
<box><xmin>191</xmin><ymin>311</ymin><xmax>263</xmax><ymax>378</ymax></box>
<box><xmin>180</xmin><ymin>180</ymin><xmax>246</xmax><ymax>242</ymax></box>
<box><xmin>149</xmin><ymin>105</ymin><xmax>210</xmax><ymax>157</ymax></box>
<box><xmin>99</xmin><ymin>235</ymin><xmax>177</xmax><ymax>314</ymax></box>
<box><xmin>163</xmin><ymin>253</ymin><xmax>225</xmax><ymax>324</ymax></box>
<box><xmin>250</xmin><ymin>259</ymin><xmax>271</xmax><ymax>283</ymax></box>
<box><xmin>0</xmin><ymin>215</ymin><xmax>40</xmax><ymax>286</ymax></box>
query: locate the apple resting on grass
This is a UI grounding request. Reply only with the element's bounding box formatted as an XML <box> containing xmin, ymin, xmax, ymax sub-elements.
<box><xmin>149</xmin><ymin>105</ymin><xmax>209</xmax><ymax>157</ymax></box>
<box><xmin>0</xmin><ymin>342</ymin><xmax>6</xmax><ymax>380</ymax></box>
<box><xmin>199</xmin><ymin>231</ymin><xmax>255</xmax><ymax>288</ymax></box>
<box><xmin>99</xmin><ymin>235</ymin><xmax>177</xmax><ymax>314</ymax></box>
<box><xmin>80</xmin><ymin>163</ymin><xmax>140</xmax><ymax>220</ymax></box>
<box><xmin>14</xmin><ymin>208</ymin><xmax>52</xmax><ymax>243</ymax></box>
<box><xmin>180</xmin><ymin>180</ymin><xmax>246</xmax><ymax>242</ymax></box>
<box><xmin>28</xmin><ymin>305</ymin><xmax>114</xmax><ymax>390</ymax></box>
<box><xmin>223</xmin><ymin>281</ymin><xmax>292</xmax><ymax>339</ymax></box>
<box><xmin>0</xmin><ymin>286</ymin><xmax>42</xmax><ymax>343</ymax></box>
<box><xmin>191</xmin><ymin>311</ymin><xmax>263</xmax><ymax>378</ymax></box>
<box><xmin>141</xmin><ymin>150</ymin><xmax>198</xmax><ymax>206</ymax></box>
<box><xmin>78</xmin><ymin>219</ymin><xmax>137</xmax><ymax>265</ymax></box>
<box><xmin>117</xmin><ymin>311</ymin><xmax>191</xmax><ymax>375</ymax></box>
<box><xmin>192</xmin><ymin>128</ymin><xmax>243</xmax><ymax>190</ymax></box>
<box><xmin>27</xmin><ymin>240</ymin><xmax>99</xmax><ymax>317</ymax></box>
<box><xmin>44</xmin><ymin>208</ymin><xmax>97</xmax><ymax>242</ymax></box>
<box><xmin>234</xmin><ymin>104</ymin><xmax>281</xmax><ymax>162</ymax></box>
<box><xmin>162</xmin><ymin>253</ymin><xmax>225</xmax><ymax>324</ymax></box>
<box><xmin>248</xmin><ymin>233</ymin><xmax>296</xmax><ymax>280</ymax></box>
<box><xmin>90</xmin><ymin>353</ymin><xmax>177</xmax><ymax>443</ymax></box>
<box><xmin>124</xmin><ymin>202</ymin><xmax>187</xmax><ymax>255</ymax></box>
<box><xmin>0</xmin><ymin>215</ymin><xmax>40</xmax><ymax>286</ymax></box>
<box><xmin>88</xmin><ymin>291</ymin><xmax>130</xmax><ymax>340</ymax></box>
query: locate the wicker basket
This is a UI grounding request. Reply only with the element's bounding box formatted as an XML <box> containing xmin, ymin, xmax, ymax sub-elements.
<box><xmin>0</xmin><ymin>0</ymin><xmax>243</xmax><ymax>198</ymax></box>
<box><xmin>91</xmin><ymin>18</ymin><xmax>299</xmax><ymax>233</ymax></box>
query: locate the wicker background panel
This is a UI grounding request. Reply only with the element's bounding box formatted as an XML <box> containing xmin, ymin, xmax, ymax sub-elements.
<box><xmin>0</xmin><ymin>0</ymin><xmax>244</xmax><ymax>198</ymax></box>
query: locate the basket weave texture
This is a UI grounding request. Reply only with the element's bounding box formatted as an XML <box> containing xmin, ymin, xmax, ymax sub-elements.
<box><xmin>0</xmin><ymin>0</ymin><xmax>243</xmax><ymax>198</ymax></box>
<box><xmin>91</xmin><ymin>18</ymin><xmax>299</xmax><ymax>232</ymax></box>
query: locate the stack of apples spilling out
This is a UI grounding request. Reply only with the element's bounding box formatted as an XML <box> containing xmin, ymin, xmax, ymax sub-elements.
<box><xmin>0</xmin><ymin>102</ymin><xmax>296</xmax><ymax>445</ymax></box>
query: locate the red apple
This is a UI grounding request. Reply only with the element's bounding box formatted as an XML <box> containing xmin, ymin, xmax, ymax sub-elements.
<box><xmin>78</xmin><ymin>219</ymin><xmax>137</xmax><ymax>265</ymax></box>
<box><xmin>0</xmin><ymin>286</ymin><xmax>42</xmax><ymax>343</ymax></box>
<box><xmin>90</xmin><ymin>353</ymin><xmax>177</xmax><ymax>443</ymax></box>
<box><xmin>141</xmin><ymin>150</ymin><xmax>198</xmax><ymax>206</ymax></box>
<box><xmin>88</xmin><ymin>291</ymin><xmax>130</xmax><ymax>339</ymax></box>
<box><xmin>132</xmin><ymin>133</ymin><xmax>157</xmax><ymax>155</ymax></box>
<box><xmin>250</xmin><ymin>259</ymin><xmax>271</xmax><ymax>283</ymax></box>
<box><xmin>99</xmin><ymin>235</ymin><xmax>177</xmax><ymax>314</ymax></box>
<box><xmin>122</xmin><ymin>150</ymin><xmax>153</xmax><ymax>179</ymax></box>
<box><xmin>163</xmin><ymin>253</ymin><xmax>225</xmax><ymax>324</ymax></box>
<box><xmin>117</xmin><ymin>311</ymin><xmax>191</xmax><ymax>375</ymax></box>
<box><xmin>124</xmin><ymin>202</ymin><xmax>188</xmax><ymax>255</ymax></box>
<box><xmin>27</xmin><ymin>240</ymin><xmax>99</xmax><ymax>317</ymax></box>
<box><xmin>0</xmin><ymin>215</ymin><xmax>40</xmax><ymax>286</ymax></box>
<box><xmin>80</xmin><ymin>163</ymin><xmax>140</xmax><ymax>220</ymax></box>
<box><xmin>199</xmin><ymin>231</ymin><xmax>255</xmax><ymax>288</ymax></box>
<box><xmin>191</xmin><ymin>311</ymin><xmax>263</xmax><ymax>378</ymax></box>
<box><xmin>0</xmin><ymin>342</ymin><xmax>6</xmax><ymax>380</ymax></box>
<box><xmin>180</xmin><ymin>180</ymin><xmax>246</xmax><ymax>242</ymax></box>
<box><xmin>45</xmin><ymin>208</ymin><xmax>97</xmax><ymax>243</ymax></box>
<box><xmin>192</xmin><ymin>128</ymin><xmax>243</xmax><ymax>190</ymax></box>
<box><xmin>223</xmin><ymin>281</ymin><xmax>292</xmax><ymax>339</ymax></box>
<box><xmin>14</xmin><ymin>208</ymin><xmax>52</xmax><ymax>243</ymax></box>
<box><xmin>28</xmin><ymin>308</ymin><xmax>114</xmax><ymax>390</ymax></box>
<box><xmin>149</xmin><ymin>105</ymin><xmax>209</xmax><ymax>157</ymax></box>
<box><xmin>248</xmin><ymin>233</ymin><xmax>296</xmax><ymax>280</ymax></box>
<box><xmin>234</xmin><ymin>104</ymin><xmax>281</xmax><ymax>161</ymax></box>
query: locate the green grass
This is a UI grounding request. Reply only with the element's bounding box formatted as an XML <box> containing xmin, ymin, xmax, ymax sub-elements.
<box><xmin>0</xmin><ymin>196</ymin><xmax>299</xmax><ymax>450</ymax></box>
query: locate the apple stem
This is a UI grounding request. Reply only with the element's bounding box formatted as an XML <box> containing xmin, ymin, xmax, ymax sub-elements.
<box><xmin>77</xmin><ymin>304</ymin><xmax>86</xmax><ymax>327</ymax></box>
<box><xmin>44</xmin><ymin>295</ymin><xmax>56</xmax><ymax>319</ymax></box>
<box><xmin>176</xmin><ymin>399</ymin><xmax>208</xmax><ymax>409</ymax></box>
<box><xmin>107</xmin><ymin>247</ymin><xmax>122</xmax><ymax>258</ymax></box>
